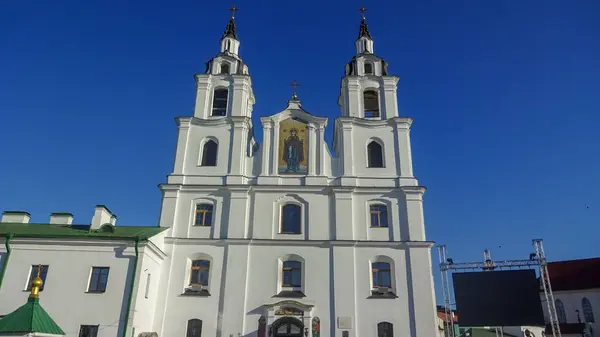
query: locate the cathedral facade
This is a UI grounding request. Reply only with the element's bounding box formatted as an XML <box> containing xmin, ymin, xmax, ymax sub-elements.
<box><xmin>0</xmin><ymin>10</ymin><xmax>437</xmax><ymax>337</ymax></box>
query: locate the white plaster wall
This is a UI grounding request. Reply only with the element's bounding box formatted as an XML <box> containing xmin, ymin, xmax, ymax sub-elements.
<box><xmin>156</xmin><ymin>242</ymin><xmax>435</xmax><ymax>337</ymax></box>
<box><xmin>160</xmin><ymin>187</ymin><xmax>425</xmax><ymax>243</ymax></box>
<box><xmin>0</xmin><ymin>239</ymin><xmax>160</xmax><ymax>337</ymax></box>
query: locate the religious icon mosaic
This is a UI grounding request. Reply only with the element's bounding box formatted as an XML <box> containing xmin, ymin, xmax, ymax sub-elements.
<box><xmin>278</xmin><ymin>117</ymin><xmax>308</xmax><ymax>174</ymax></box>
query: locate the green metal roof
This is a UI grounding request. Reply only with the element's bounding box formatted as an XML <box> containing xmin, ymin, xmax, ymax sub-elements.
<box><xmin>0</xmin><ymin>223</ymin><xmax>167</xmax><ymax>240</ymax></box>
<box><xmin>0</xmin><ymin>297</ymin><xmax>65</xmax><ymax>335</ymax></box>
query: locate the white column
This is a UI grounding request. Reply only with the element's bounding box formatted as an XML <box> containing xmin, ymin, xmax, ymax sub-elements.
<box><xmin>394</xmin><ymin>120</ymin><xmax>414</xmax><ymax>177</ymax></box>
<box><xmin>172</xmin><ymin>120</ymin><xmax>191</xmax><ymax>175</ymax></box>
<box><xmin>382</xmin><ymin>77</ymin><xmax>400</xmax><ymax>118</ymax></box>
<box><xmin>262</xmin><ymin>122</ymin><xmax>273</xmax><ymax>175</ymax></box>
<box><xmin>400</xmin><ymin>186</ymin><xmax>426</xmax><ymax>241</ymax></box>
<box><xmin>308</xmin><ymin>124</ymin><xmax>317</xmax><ymax>176</ymax></box>
<box><xmin>229</xmin><ymin>120</ymin><xmax>249</xmax><ymax>176</ymax></box>
<box><xmin>341</xmin><ymin>123</ymin><xmax>354</xmax><ymax>176</ymax></box>
<box><xmin>272</xmin><ymin>122</ymin><xmax>280</xmax><ymax>175</ymax></box>
<box><xmin>318</xmin><ymin>125</ymin><xmax>325</xmax><ymax>175</ymax></box>
<box><xmin>193</xmin><ymin>76</ymin><xmax>211</xmax><ymax>118</ymax></box>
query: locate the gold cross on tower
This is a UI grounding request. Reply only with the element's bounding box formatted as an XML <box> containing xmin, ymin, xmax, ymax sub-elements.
<box><xmin>228</xmin><ymin>5</ymin><xmax>240</xmax><ymax>19</ymax></box>
<box><xmin>290</xmin><ymin>80</ymin><xmax>301</xmax><ymax>99</ymax></box>
<box><xmin>358</xmin><ymin>5</ymin><xmax>368</xmax><ymax>20</ymax></box>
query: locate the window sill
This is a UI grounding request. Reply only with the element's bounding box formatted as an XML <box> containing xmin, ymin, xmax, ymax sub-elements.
<box><xmin>273</xmin><ymin>290</ymin><xmax>305</xmax><ymax>298</ymax></box>
<box><xmin>369</xmin><ymin>226</ymin><xmax>389</xmax><ymax>229</ymax></box>
<box><xmin>182</xmin><ymin>288</ymin><xmax>211</xmax><ymax>297</ymax></box>
<box><xmin>368</xmin><ymin>289</ymin><xmax>397</xmax><ymax>299</ymax></box>
<box><xmin>86</xmin><ymin>290</ymin><xmax>107</xmax><ymax>294</ymax></box>
<box><xmin>279</xmin><ymin>232</ymin><xmax>302</xmax><ymax>235</ymax></box>
<box><xmin>193</xmin><ymin>225</ymin><xmax>212</xmax><ymax>227</ymax></box>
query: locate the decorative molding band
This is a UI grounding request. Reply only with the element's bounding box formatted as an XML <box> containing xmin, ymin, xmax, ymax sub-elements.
<box><xmin>164</xmin><ymin>237</ymin><xmax>435</xmax><ymax>248</ymax></box>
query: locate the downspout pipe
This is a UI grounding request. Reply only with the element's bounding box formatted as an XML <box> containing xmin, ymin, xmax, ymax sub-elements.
<box><xmin>0</xmin><ymin>233</ymin><xmax>13</xmax><ymax>290</ymax></box>
<box><xmin>122</xmin><ymin>236</ymin><xmax>140</xmax><ymax>337</ymax></box>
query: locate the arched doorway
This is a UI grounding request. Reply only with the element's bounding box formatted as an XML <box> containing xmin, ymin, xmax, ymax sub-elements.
<box><xmin>272</xmin><ymin>317</ymin><xmax>304</xmax><ymax>337</ymax></box>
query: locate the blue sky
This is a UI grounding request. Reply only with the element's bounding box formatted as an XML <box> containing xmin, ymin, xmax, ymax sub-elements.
<box><xmin>1</xmin><ymin>0</ymin><xmax>599</xmax><ymax>302</ymax></box>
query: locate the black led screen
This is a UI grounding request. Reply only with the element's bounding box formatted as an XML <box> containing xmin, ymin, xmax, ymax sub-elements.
<box><xmin>452</xmin><ymin>270</ymin><xmax>545</xmax><ymax>327</ymax></box>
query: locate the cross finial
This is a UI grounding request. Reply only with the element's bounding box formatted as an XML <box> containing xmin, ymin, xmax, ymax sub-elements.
<box><xmin>37</xmin><ymin>264</ymin><xmax>42</xmax><ymax>278</ymax></box>
<box><xmin>358</xmin><ymin>5</ymin><xmax>368</xmax><ymax>20</ymax></box>
<box><xmin>228</xmin><ymin>5</ymin><xmax>240</xmax><ymax>19</ymax></box>
<box><xmin>290</xmin><ymin>80</ymin><xmax>301</xmax><ymax>99</ymax></box>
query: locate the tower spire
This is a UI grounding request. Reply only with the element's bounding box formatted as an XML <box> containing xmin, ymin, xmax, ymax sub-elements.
<box><xmin>222</xmin><ymin>6</ymin><xmax>239</xmax><ymax>40</ymax></box>
<box><xmin>220</xmin><ymin>6</ymin><xmax>241</xmax><ymax>55</ymax></box>
<box><xmin>356</xmin><ymin>6</ymin><xmax>372</xmax><ymax>40</ymax></box>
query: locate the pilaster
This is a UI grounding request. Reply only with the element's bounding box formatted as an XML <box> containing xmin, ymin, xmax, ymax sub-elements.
<box><xmin>261</xmin><ymin>121</ymin><xmax>273</xmax><ymax>176</ymax></box>
<box><xmin>226</xmin><ymin>189</ymin><xmax>250</xmax><ymax>238</ymax></box>
<box><xmin>400</xmin><ymin>186</ymin><xmax>426</xmax><ymax>241</ymax></box>
<box><xmin>382</xmin><ymin>77</ymin><xmax>400</xmax><ymax>118</ymax></box>
<box><xmin>308</xmin><ymin>124</ymin><xmax>317</xmax><ymax>176</ymax></box>
<box><xmin>340</xmin><ymin>122</ymin><xmax>355</xmax><ymax>177</ymax></box>
<box><xmin>193</xmin><ymin>75</ymin><xmax>212</xmax><ymax>118</ymax></box>
<box><xmin>333</xmin><ymin>189</ymin><xmax>354</xmax><ymax>240</ymax></box>
<box><xmin>172</xmin><ymin>119</ymin><xmax>191</xmax><ymax>175</ymax></box>
<box><xmin>318</xmin><ymin>125</ymin><xmax>325</xmax><ymax>175</ymax></box>
<box><xmin>393</xmin><ymin>118</ymin><xmax>414</xmax><ymax>177</ymax></box>
<box><xmin>229</xmin><ymin>118</ymin><xmax>251</xmax><ymax>177</ymax></box>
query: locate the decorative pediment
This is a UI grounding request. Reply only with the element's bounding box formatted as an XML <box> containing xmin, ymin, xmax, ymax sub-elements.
<box><xmin>263</xmin><ymin>300</ymin><xmax>314</xmax><ymax>317</ymax></box>
<box><xmin>260</xmin><ymin>99</ymin><xmax>328</xmax><ymax>127</ymax></box>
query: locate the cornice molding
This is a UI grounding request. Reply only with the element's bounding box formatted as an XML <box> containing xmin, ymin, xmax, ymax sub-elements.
<box><xmin>164</xmin><ymin>237</ymin><xmax>435</xmax><ymax>248</ymax></box>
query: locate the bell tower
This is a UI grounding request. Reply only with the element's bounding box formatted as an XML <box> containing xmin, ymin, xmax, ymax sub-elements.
<box><xmin>193</xmin><ymin>6</ymin><xmax>255</xmax><ymax>119</ymax></box>
<box><xmin>338</xmin><ymin>7</ymin><xmax>399</xmax><ymax>120</ymax></box>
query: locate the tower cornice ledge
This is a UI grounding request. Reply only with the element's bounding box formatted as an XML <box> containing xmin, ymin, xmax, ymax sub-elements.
<box><xmin>335</xmin><ymin>116</ymin><xmax>413</xmax><ymax>128</ymax></box>
<box><xmin>175</xmin><ymin>116</ymin><xmax>252</xmax><ymax>128</ymax></box>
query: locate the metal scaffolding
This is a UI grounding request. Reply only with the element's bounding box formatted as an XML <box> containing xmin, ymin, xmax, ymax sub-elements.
<box><xmin>437</xmin><ymin>239</ymin><xmax>562</xmax><ymax>337</ymax></box>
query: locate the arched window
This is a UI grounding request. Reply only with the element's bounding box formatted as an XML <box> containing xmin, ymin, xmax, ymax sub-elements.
<box><xmin>187</xmin><ymin>319</ymin><xmax>203</xmax><ymax>337</ymax></box>
<box><xmin>364</xmin><ymin>90</ymin><xmax>379</xmax><ymax>118</ymax></box>
<box><xmin>556</xmin><ymin>299</ymin><xmax>567</xmax><ymax>323</ymax></box>
<box><xmin>190</xmin><ymin>260</ymin><xmax>210</xmax><ymax>286</ymax></box>
<box><xmin>194</xmin><ymin>204</ymin><xmax>213</xmax><ymax>226</ymax></box>
<box><xmin>211</xmin><ymin>89</ymin><xmax>228</xmax><ymax>116</ymax></box>
<box><xmin>377</xmin><ymin>322</ymin><xmax>393</xmax><ymax>337</ymax></box>
<box><xmin>372</xmin><ymin>262</ymin><xmax>392</xmax><ymax>288</ymax></box>
<box><xmin>282</xmin><ymin>261</ymin><xmax>302</xmax><ymax>287</ymax></box>
<box><xmin>582</xmin><ymin>297</ymin><xmax>595</xmax><ymax>323</ymax></box>
<box><xmin>364</xmin><ymin>63</ymin><xmax>373</xmax><ymax>75</ymax></box>
<box><xmin>220</xmin><ymin>63</ymin><xmax>230</xmax><ymax>74</ymax></box>
<box><xmin>201</xmin><ymin>140</ymin><xmax>218</xmax><ymax>166</ymax></box>
<box><xmin>280</xmin><ymin>204</ymin><xmax>301</xmax><ymax>234</ymax></box>
<box><xmin>370</xmin><ymin>205</ymin><xmax>388</xmax><ymax>228</ymax></box>
<box><xmin>367</xmin><ymin>141</ymin><xmax>384</xmax><ymax>168</ymax></box>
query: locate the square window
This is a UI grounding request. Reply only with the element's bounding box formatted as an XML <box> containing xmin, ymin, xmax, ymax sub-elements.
<box><xmin>195</xmin><ymin>204</ymin><xmax>214</xmax><ymax>226</ymax></box>
<box><xmin>190</xmin><ymin>260</ymin><xmax>210</xmax><ymax>286</ymax></box>
<box><xmin>26</xmin><ymin>265</ymin><xmax>48</xmax><ymax>291</ymax></box>
<box><xmin>79</xmin><ymin>325</ymin><xmax>99</xmax><ymax>337</ymax></box>
<box><xmin>88</xmin><ymin>267</ymin><xmax>110</xmax><ymax>293</ymax></box>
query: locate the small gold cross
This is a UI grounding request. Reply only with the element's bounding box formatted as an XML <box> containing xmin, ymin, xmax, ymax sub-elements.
<box><xmin>358</xmin><ymin>5</ymin><xmax>368</xmax><ymax>20</ymax></box>
<box><xmin>290</xmin><ymin>80</ymin><xmax>301</xmax><ymax>98</ymax></box>
<box><xmin>228</xmin><ymin>5</ymin><xmax>240</xmax><ymax>19</ymax></box>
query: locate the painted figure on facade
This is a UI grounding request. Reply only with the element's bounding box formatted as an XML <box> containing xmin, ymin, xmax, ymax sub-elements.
<box><xmin>278</xmin><ymin>118</ymin><xmax>308</xmax><ymax>174</ymax></box>
<box><xmin>311</xmin><ymin>317</ymin><xmax>320</xmax><ymax>337</ymax></box>
<box><xmin>283</xmin><ymin>128</ymin><xmax>304</xmax><ymax>172</ymax></box>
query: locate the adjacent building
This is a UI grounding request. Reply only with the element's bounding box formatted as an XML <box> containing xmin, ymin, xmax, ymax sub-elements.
<box><xmin>544</xmin><ymin>258</ymin><xmax>598</xmax><ymax>337</ymax></box>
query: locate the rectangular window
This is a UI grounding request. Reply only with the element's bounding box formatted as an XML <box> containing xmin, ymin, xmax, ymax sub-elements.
<box><xmin>211</xmin><ymin>89</ymin><xmax>228</xmax><ymax>116</ymax></box>
<box><xmin>195</xmin><ymin>204</ymin><xmax>213</xmax><ymax>226</ymax></box>
<box><xmin>370</xmin><ymin>205</ymin><xmax>389</xmax><ymax>228</ymax></box>
<box><xmin>88</xmin><ymin>267</ymin><xmax>110</xmax><ymax>293</ymax></box>
<box><xmin>372</xmin><ymin>262</ymin><xmax>392</xmax><ymax>288</ymax></box>
<box><xmin>26</xmin><ymin>265</ymin><xmax>49</xmax><ymax>291</ymax></box>
<box><xmin>145</xmin><ymin>273</ymin><xmax>151</xmax><ymax>299</ymax></box>
<box><xmin>282</xmin><ymin>261</ymin><xmax>302</xmax><ymax>287</ymax></box>
<box><xmin>190</xmin><ymin>260</ymin><xmax>210</xmax><ymax>286</ymax></box>
<box><xmin>79</xmin><ymin>325</ymin><xmax>99</xmax><ymax>337</ymax></box>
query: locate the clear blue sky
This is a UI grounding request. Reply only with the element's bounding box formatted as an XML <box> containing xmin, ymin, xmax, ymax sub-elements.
<box><xmin>1</xmin><ymin>0</ymin><xmax>599</xmax><ymax>301</ymax></box>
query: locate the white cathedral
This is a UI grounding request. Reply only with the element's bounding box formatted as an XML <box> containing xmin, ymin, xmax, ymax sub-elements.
<box><xmin>0</xmin><ymin>9</ymin><xmax>437</xmax><ymax>337</ymax></box>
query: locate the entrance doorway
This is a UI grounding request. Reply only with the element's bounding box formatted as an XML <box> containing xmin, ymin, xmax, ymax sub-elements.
<box><xmin>272</xmin><ymin>317</ymin><xmax>304</xmax><ymax>337</ymax></box>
